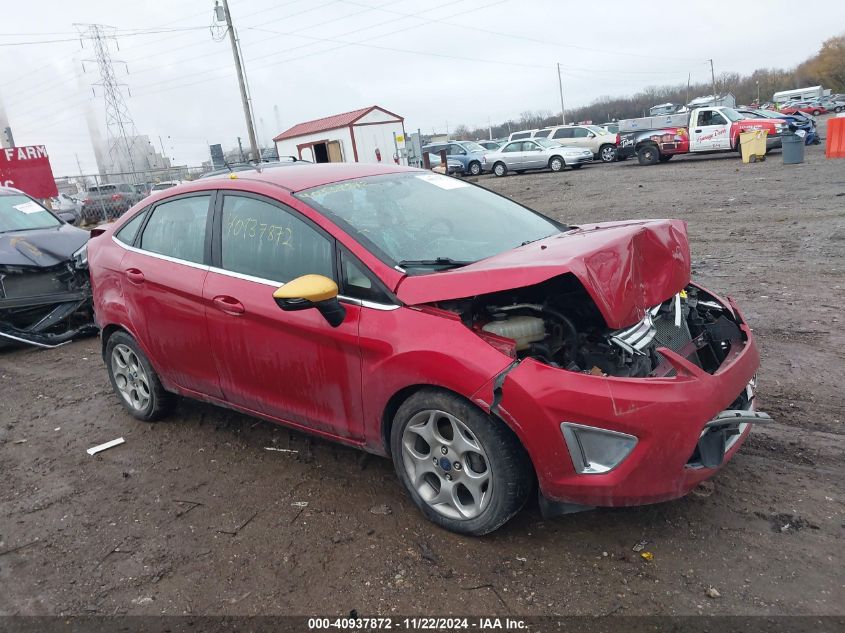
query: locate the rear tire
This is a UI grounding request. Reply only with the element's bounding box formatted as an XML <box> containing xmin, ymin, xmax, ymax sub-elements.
<box><xmin>390</xmin><ymin>389</ymin><xmax>533</xmax><ymax>535</ymax></box>
<box><xmin>599</xmin><ymin>144</ymin><xmax>617</xmax><ymax>163</ymax></box>
<box><xmin>812</xmin><ymin>110</ymin><xmax>820</xmax><ymax>116</ymax></box>
<box><xmin>637</xmin><ymin>144</ymin><xmax>660</xmax><ymax>166</ymax></box>
<box><xmin>105</xmin><ymin>331</ymin><xmax>175</xmax><ymax>422</ymax></box>
<box><xmin>492</xmin><ymin>162</ymin><xmax>508</xmax><ymax>177</ymax></box>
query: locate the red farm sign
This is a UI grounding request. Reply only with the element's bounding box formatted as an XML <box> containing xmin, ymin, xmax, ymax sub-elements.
<box><xmin>0</xmin><ymin>145</ymin><xmax>59</xmax><ymax>199</ymax></box>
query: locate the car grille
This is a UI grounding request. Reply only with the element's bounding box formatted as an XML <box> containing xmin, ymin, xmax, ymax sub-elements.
<box><xmin>0</xmin><ymin>271</ymin><xmax>67</xmax><ymax>299</ymax></box>
<box><xmin>653</xmin><ymin>307</ymin><xmax>701</xmax><ymax>372</ymax></box>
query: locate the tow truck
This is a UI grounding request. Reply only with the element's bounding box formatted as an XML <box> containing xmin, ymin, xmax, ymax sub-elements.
<box><xmin>617</xmin><ymin>106</ymin><xmax>787</xmax><ymax>165</ymax></box>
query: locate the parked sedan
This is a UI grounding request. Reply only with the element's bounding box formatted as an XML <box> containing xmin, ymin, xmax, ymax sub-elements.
<box><xmin>482</xmin><ymin>138</ymin><xmax>593</xmax><ymax>176</ymax></box>
<box><xmin>421</xmin><ymin>141</ymin><xmax>488</xmax><ymax>176</ymax></box>
<box><xmin>88</xmin><ymin>164</ymin><xmax>767</xmax><ymax>535</ymax></box>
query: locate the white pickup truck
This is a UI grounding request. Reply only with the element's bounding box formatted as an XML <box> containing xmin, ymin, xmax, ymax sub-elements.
<box><xmin>616</xmin><ymin>106</ymin><xmax>787</xmax><ymax>165</ymax></box>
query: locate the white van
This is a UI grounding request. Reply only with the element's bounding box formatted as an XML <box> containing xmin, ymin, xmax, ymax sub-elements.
<box><xmin>507</xmin><ymin>129</ymin><xmax>537</xmax><ymax>142</ymax></box>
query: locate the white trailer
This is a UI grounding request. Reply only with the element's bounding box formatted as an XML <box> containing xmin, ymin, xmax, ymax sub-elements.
<box><xmin>773</xmin><ymin>86</ymin><xmax>826</xmax><ymax>103</ymax></box>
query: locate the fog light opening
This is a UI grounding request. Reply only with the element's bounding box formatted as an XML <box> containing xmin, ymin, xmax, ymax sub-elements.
<box><xmin>560</xmin><ymin>423</ymin><xmax>638</xmax><ymax>475</ymax></box>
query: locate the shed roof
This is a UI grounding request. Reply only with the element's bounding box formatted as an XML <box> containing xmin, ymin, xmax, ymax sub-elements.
<box><xmin>273</xmin><ymin>105</ymin><xmax>402</xmax><ymax>142</ymax></box>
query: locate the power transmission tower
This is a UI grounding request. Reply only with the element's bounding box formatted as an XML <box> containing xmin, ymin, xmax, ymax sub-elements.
<box><xmin>75</xmin><ymin>23</ymin><xmax>142</xmax><ymax>184</ymax></box>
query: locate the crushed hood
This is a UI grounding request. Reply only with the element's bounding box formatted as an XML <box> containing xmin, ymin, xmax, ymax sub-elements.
<box><xmin>0</xmin><ymin>224</ymin><xmax>89</xmax><ymax>268</ymax></box>
<box><xmin>395</xmin><ymin>219</ymin><xmax>690</xmax><ymax>329</ymax></box>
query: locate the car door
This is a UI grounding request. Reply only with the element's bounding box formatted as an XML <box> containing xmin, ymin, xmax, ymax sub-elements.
<box><xmin>202</xmin><ymin>191</ymin><xmax>365</xmax><ymax>440</ymax></box>
<box><xmin>118</xmin><ymin>192</ymin><xmax>223</xmax><ymax>398</ymax></box>
<box><xmin>690</xmin><ymin>109</ymin><xmax>730</xmax><ymax>150</ymax></box>
<box><xmin>498</xmin><ymin>141</ymin><xmax>524</xmax><ymax>169</ymax></box>
<box><xmin>520</xmin><ymin>140</ymin><xmax>546</xmax><ymax>169</ymax></box>
<box><xmin>570</xmin><ymin>126</ymin><xmax>593</xmax><ymax>151</ymax></box>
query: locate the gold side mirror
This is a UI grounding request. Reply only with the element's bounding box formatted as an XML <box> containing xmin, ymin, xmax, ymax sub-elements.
<box><xmin>273</xmin><ymin>274</ymin><xmax>346</xmax><ymax>327</ymax></box>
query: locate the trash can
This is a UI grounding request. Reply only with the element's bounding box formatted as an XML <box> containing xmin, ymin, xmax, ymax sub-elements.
<box><xmin>740</xmin><ymin>130</ymin><xmax>767</xmax><ymax>163</ymax></box>
<box><xmin>782</xmin><ymin>133</ymin><xmax>805</xmax><ymax>165</ymax></box>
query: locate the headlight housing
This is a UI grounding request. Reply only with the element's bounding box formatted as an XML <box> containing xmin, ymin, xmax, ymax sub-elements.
<box><xmin>72</xmin><ymin>243</ymin><xmax>88</xmax><ymax>269</ymax></box>
<box><xmin>560</xmin><ymin>422</ymin><xmax>638</xmax><ymax>474</ymax></box>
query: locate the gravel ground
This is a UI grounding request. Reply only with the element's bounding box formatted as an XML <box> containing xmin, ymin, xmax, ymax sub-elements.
<box><xmin>1</xmin><ymin>118</ymin><xmax>843</xmax><ymax>617</ymax></box>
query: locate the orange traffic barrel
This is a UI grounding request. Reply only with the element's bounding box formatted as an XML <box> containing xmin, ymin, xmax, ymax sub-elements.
<box><xmin>827</xmin><ymin>116</ymin><xmax>845</xmax><ymax>159</ymax></box>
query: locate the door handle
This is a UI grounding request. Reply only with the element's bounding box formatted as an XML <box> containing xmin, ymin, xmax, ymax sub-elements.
<box><xmin>125</xmin><ymin>268</ymin><xmax>145</xmax><ymax>284</ymax></box>
<box><xmin>694</xmin><ymin>129</ymin><xmax>702</xmax><ymax>133</ymax></box>
<box><xmin>212</xmin><ymin>295</ymin><xmax>245</xmax><ymax>316</ymax></box>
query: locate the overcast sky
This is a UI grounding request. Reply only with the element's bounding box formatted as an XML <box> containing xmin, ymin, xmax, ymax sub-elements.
<box><xmin>2</xmin><ymin>0</ymin><xmax>844</xmax><ymax>176</ymax></box>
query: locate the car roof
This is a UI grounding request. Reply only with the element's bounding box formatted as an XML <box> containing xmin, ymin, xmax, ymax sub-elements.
<box><xmin>164</xmin><ymin>163</ymin><xmax>414</xmax><ymax>194</ymax></box>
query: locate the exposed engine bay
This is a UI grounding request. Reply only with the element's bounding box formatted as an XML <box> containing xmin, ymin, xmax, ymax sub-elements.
<box><xmin>438</xmin><ymin>274</ymin><xmax>744</xmax><ymax>377</ymax></box>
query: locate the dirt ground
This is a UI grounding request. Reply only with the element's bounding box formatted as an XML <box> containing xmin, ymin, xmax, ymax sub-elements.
<box><xmin>1</xmin><ymin>118</ymin><xmax>843</xmax><ymax>618</ymax></box>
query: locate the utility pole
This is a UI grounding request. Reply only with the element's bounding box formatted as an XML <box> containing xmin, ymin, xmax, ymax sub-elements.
<box><xmin>237</xmin><ymin>136</ymin><xmax>245</xmax><ymax>162</ymax></box>
<box><xmin>557</xmin><ymin>63</ymin><xmax>566</xmax><ymax>125</ymax></box>
<box><xmin>756</xmin><ymin>81</ymin><xmax>760</xmax><ymax>104</ymax></box>
<box><xmin>214</xmin><ymin>0</ymin><xmax>259</xmax><ymax>163</ymax></box>
<box><xmin>709</xmin><ymin>59</ymin><xmax>717</xmax><ymax>106</ymax></box>
<box><xmin>686</xmin><ymin>73</ymin><xmax>691</xmax><ymax>106</ymax></box>
<box><xmin>488</xmin><ymin>117</ymin><xmax>492</xmax><ymax>140</ymax></box>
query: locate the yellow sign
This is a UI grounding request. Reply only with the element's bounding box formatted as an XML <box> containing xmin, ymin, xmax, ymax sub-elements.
<box><xmin>395</xmin><ymin>134</ymin><xmax>405</xmax><ymax>144</ymax></box>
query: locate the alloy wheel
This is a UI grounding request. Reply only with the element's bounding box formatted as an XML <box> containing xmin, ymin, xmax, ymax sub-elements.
<box><xmin>111</xmin><ymin>343</ymin><xmax>151</xmax><ymax>411</ymax></box>
<box><xmin>401</xmin><ymin>409</ymin><xmax>493</xmax><ymax>520</ymax></box>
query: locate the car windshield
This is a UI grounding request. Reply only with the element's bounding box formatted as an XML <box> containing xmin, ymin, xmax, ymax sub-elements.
<box><xmin>297</xmin><ymin>172</ymin><xmax>562</xmax><ymax>272</ymax></box>
<box><xmin>586</xmin><ymin>125</ymin><xmax>609</xmax><ymax>135</ymax></box>
<box><xmin>720</xmin><ymin>107</ymin><xmax>744</xmax><ymax>122</ymax></box>
<box><xmin>0</xmin><ymin>194</ymin><xmax>61</xmax><ymax>232</ymax></box>
<box><xmin>459</xmin><ymin>141</ymin><xmax>485</xmax><ymax>153</ymax></box>
<box><xmin>535</xmin><ymin>138</ymin><xmax>559</xmax><ymax>148</ymax></box>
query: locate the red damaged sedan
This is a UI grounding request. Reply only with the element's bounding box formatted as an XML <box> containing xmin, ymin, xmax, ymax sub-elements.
<box><xmin>87</xmin><ymin>164</ymin><xmax>770</xmax><ymax>535</ymax></box>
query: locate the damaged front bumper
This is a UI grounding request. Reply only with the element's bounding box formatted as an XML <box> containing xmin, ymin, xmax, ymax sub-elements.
<box><xmin>476</xmin><ymin>294</ymin><xmax>768</xmax><ymax>508</ymax></box>
<box><xmin>0</xmin><ymin>262</ymin><xmax>96</xmax><ymax>348</ymax></box>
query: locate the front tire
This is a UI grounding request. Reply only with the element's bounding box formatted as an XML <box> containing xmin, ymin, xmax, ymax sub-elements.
<box><xmin>492</xmin><ymin>162</ymin><xmax>508</xmax><ymax>177</ymax></box>
<box><xmin>105</xmin><ymin>331</ymin><xmax>175</xmax><ymax>421</ymax></box>
<box><xmin>812</xmin><ymin>110</ymin><xmax>820</xmax><ymax>116</ymax></box>
<box><xmin>548</xmin><ymin>156</ymin><xmax>565</xmax><ymax>172</ymax></box>
<box><xmin>637</xmin><ymin>144</ymin><xmax>660</xmax><ymax>166</ymax></box>
<box><xmin>599</xmin><ymin>144</ymin><xmax>617</xmax><ymax>163</ymax></box>
<box><xmin>391</xmin><ymin>389</ymin><xmax>533</xmax><ymax>535</ymax></box>
<box><xmin>468</xmin><ymin>161</ymin><xmax>482</xmax><ymax>176</ymax></box>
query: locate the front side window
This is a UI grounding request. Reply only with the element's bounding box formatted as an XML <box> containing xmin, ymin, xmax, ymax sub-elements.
<box><xmin>115</xmin><ymin>209</ymin><xmax>148</xmax><ymax>245</ymax></box>
<box><xmin>340</xmin><ymin>249</ymin><xmax>391</xmax><ymax>303</ymax></box>
<box><xmin>521</xmin><ymin>141</ymin><xmax>540</xmax><ymax>152</ymax></box>
<box><xmin>140</xmin><ymin>195</ymin><xmax>210</xmax><ymax>264</ymax></box>
<box><xmin>220</xmin><ymin>194</ymin><xmax>334</xmax><ymax>283</ymax></box>
<box><xmin>448</xmin><ymin>144</ymin><xmax>466</xmax><ymax>156</ymax></box>
<box><xmin>297</xmin><ymin>173</ymin><xmax>562</xmax><ymax>273</ymax></box>
<box><xmin>0</xmin><ymin>194</ymin><xmax>60</xmax><ymax>233</ymax></box>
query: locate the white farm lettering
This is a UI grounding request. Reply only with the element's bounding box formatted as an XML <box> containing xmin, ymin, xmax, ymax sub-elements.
<box><xmin>3</xmin><ymin>146</ymin><xmax>48</xmax><ymax>161</ymax></box>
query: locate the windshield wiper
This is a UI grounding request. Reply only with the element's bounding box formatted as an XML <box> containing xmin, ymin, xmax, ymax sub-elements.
<box><xmin>398</xmin><ymin>257</ymin><xmax>473</xmax><ymax>269</ymax></box>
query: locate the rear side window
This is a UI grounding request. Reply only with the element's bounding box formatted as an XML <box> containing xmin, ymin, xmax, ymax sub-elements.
<box><xmin>552</xmin><ymin>128</ymin><xmax>574</xmax><ymax>139</ymax></box>
<box><xmin>115</xmin><ymin>209</ymin><xmax>147</xmax><ymax>245</ymax></box>
<box><xmin>511</xmin><ymin>132</ymin><xmax>531</xmax><ymax>140</ymax></box>
<box><xmin>219</xmin><ymin>194</ymin><xmax>334</xmax><ymax>283</ymax></box>
<box><xmin>140</xmin><ymin>195</ymin><xmax>210</xmax><ymax>264</ymax></box>
<box><xmin>572</xmin><ymin>128</ymin><xmax>589</xmax><ymax>138</ymax></box>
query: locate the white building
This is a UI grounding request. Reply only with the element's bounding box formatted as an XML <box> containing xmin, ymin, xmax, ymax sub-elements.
<box><xmin>273</xmin><ymin>105</ymin><xmax>406</xmax><ymax>164</ymax></box>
